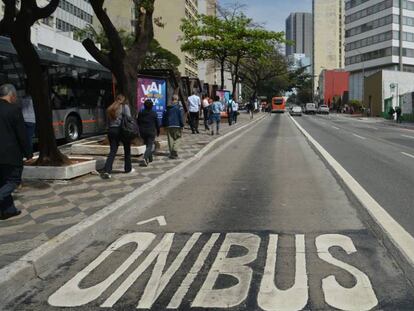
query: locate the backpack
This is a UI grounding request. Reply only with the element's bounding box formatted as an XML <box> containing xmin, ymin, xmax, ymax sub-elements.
<box><xmin>121</xmin><ymin>105</ymin><xmax>139</xmax><ymax>140</ymax></box>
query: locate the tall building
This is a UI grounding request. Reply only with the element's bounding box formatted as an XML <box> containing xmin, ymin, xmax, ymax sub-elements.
<box><xmin>345</xmin><ymin>0</ymin><xmax>414</xmax><ymax>102</ymax></box>
<box><xmin>0</xmin><ymin>0</ymin><xmax>95</xmax><ymax>60</ymax></box>
<box><xmin>198</xmin><ymin>0</ymin><xmax>219</xmax><ymax>86</ymax></box>
<box><xmin>313</xmin><ymin>0</ymin><xmax>345</xmax><ymax>92</ymax></box>
<box><xmin>154</xmin><ymin>0</ymin><xmax>199</xmax><ymax>77</ymax></box>
<box><xmin>96</xmin><ymin>0</ymin><xmax>200</xmax><ymax>77</ymax></box>
<box><xmin>285</xmin><ymin>12</ymin><xmax>313</xmax><ymax>59</ymax></box>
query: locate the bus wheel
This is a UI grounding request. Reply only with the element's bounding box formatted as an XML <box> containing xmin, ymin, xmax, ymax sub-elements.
<box><xmin>65</xmin><ymin>116</ymin><xmax>82</xmax><ymax>142</ymax></box>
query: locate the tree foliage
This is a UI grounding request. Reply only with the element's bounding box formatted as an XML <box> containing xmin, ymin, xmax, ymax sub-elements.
<box><xmin>238</xmin><ymin>44</ymin><xmax>290</xmax><ymax>101</ymax></box>
<box><xmin>75</xmin><ymin>25</ymin><xmax>180</xmax><ymax>71</ymax></box>
<box><xmin>180</xmin><ymin>9</ymin><xmax>284</xmax><ymax>94</ymax></box>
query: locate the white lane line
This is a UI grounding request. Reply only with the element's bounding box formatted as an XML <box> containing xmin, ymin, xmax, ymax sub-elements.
<box><xmin>289</xmin><ymin>114</ymin><xmax>414</xmax><ymax>283</ymax></box>
<box><xmin>402</xmin><ymin>134</ymin><xmax>414</xmax><ymax>139</ymax></box>
<box><xmin>352</xmin><ymin>133</ymin><xmax>366</xmax><ymax>140</ymax></box>
<box><xmin>332</xmin><ymin>126</ymin><xmax>340</xmax><ymax>130</ymax></box>
<box><xmin>402</xmin><ymin>152</ymin><xmax>414</xmax><ymax>159</ymax></box>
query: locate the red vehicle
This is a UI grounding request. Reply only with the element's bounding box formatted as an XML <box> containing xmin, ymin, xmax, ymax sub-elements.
<box><xmin>271</xmin><ymin>97</ymin><xmax>286</xmax><ymax>113</ymax></box>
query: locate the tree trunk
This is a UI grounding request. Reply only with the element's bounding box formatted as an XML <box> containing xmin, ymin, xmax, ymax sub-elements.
<box><xmin>220</xmin><ymin>58</ymin><xmax>225</xmax><ymax>90</ymax></box>
<box><xmin>11</xmin><ymin>26</ymin><xmax>69</xmax><ymax>166</ymax></box>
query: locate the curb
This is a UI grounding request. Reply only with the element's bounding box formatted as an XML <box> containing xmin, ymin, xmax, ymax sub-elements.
<box><xmin>0</xmin><ymin>114</ymin><xmax>267</xmax><ymax>305</ymax></box>
<box><xmin>289</xmin><ymin>114</ymin><xmax>414</xmax><ymax>286</ymax></box>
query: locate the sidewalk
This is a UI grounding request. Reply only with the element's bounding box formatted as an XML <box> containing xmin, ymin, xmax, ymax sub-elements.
<box><xmin>333</xmin><ymin>113</ymin><xmax>414</xmax><ymax>130</ymax></box>
<box><xmin>0</xmin><ymin>113</ymin><xmax>259</xmax><ymax>269</ymax></box>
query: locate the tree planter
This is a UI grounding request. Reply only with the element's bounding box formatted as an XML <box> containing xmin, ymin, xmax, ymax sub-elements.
<box><xmin>70</xmin><ymin>139</ymin><xmax>168</xmax><ymax>156</ymax></box>
<box><xmin>23</xmin><ymin>157</ymin><xmax>105</xmax><ymax>180</ymax></box>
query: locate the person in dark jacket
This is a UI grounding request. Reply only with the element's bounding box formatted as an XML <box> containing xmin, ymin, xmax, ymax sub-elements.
<box><xmin>0</xmin><ymin>84</ymin><xmax>32</xmax><ymax>220</ymax></box>
<box><xmin>162</xmin><ymin>95</ymin><xmax>184</xmax><ymax>159</ymax></box>
<box><xmin>137</xmin><ymin>99</ymin><xmax>160</xmax><ymax>166</ymax></box>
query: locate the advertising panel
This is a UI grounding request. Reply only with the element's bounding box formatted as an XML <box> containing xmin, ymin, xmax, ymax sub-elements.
<box><xmin>137</xmin><ymin>77</ymin><xmax>167</xmax><ymax>123</ymax></box>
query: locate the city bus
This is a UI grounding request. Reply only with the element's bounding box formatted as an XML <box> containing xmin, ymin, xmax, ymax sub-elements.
<box><xmin>271</xmin><ymin>96</ymin><xmax>286</xmax><ymax>113</ymax></box>
<box><xmin>0</xmin><ymin>36</ymin><xmax>113</xmax><ymax>142</ymax></box>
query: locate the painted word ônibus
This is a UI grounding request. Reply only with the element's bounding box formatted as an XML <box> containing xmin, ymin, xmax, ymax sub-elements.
<box><xmin>49</xmin><ymin>232</ymin><xmax>378</xmax><ymax>311</ymax></box>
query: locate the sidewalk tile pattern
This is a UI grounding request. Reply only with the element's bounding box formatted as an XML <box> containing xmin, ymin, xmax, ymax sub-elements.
<box><xmin>0</xmin><ymin>114</ymin><xmax>258</xmax><ymax>269</ymax></box>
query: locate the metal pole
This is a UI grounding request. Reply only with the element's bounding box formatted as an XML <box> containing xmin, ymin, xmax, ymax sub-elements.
<box><xmin>400</xmin><ymin>0</ymin><xmax>404</xmax><ymax>71</ymax></box>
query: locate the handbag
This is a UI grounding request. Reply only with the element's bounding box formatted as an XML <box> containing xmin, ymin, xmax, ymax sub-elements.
<box><xmin>120</xmin><ymin>105</ymin><xmax>139</xmax><ymax>140</ymax></box>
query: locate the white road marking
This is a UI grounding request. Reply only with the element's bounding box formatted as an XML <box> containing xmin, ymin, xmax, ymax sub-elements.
<box><xmin>48</xmin><ymin>232</ymin><xmax>156</xmax><ymax>307</ymax></box>
<box><xmin>102</xmin><ymin>233</ymin><xmax>200</xmax><ymax>308</ymax></box>
<box><xmin>258</xmin><ymin>234</ymin><xmax>308</xmax><ymax>311</ymax></box>
<box><xmin>352</xmin><ymin>133</ymin><xmax>366</xmax><ymax>140</ymax></box>
<box><xmin>316</xmin><ymin>234</ymin><xmax>378</xmax><ymax>311</ymax></box>
<box><xmin>402</xmin><ymin>134</ymin><xmax>414</xmax><ymax>139</ymax></box>
<box><xmin>48</xmin><ymin>232</ymin><xmax>377</xmax><ymax>310</ymax></box>
<box><xmin>168</xmin><ymin>234</ymin><xmax>220</xmax><ymax>309</ymax></box>
<box><xmin>192</xmin><ymin>233</ymin><xmax>260</xmax><ymax>308</ymax></box>
<box><xmin>137</xmin><ymin>216</ymin><xmax>167</xmax><ymax>227</ymax></box>
<box><xmin>332</xmin><ymin>126</ymin><xmax>340</xmax><ymax>130</ymax></box>
<box><xmin>289</xmin><ymin>114</ymin><xmax>414</xmax><ymax>291</ymax></box>
<box><xmin>402</xmin><ymin>152</ymin><xmax>414</xmax><ymax>159</ymax></box>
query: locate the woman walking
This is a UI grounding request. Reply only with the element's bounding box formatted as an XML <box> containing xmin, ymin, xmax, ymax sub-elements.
<box><xmin>102</xmin><ymin>94</ymin><xmax>133</xmax><ymax>179</ymax></box>
<box><xmin>210</xmin><ymin>95</ymin><xmax>223</xmax><ymax>136</ymax></box>
<box><xmin>137</xmin><ymin>99</ymin><xmax>160</xmax><ymax>166</ymax></box>
<box><xmin>202</xmin><ymin>94</ymin><xmax>210</xmax><ymax>131</ymax></box>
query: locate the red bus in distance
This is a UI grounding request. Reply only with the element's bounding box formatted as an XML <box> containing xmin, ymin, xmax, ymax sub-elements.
<box><xmin>271</xmin><ymin>97</ymin><xmax>286</xmax><ymax>113</ymax></box>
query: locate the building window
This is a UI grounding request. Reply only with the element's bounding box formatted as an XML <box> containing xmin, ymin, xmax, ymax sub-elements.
<box><xmin>345</xmin><ymin>0</ymin><xmax>393</xmax><ymax>24</ymax></box>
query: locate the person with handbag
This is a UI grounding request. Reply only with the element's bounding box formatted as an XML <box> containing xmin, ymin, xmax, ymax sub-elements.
<box><xmin>137</xmin><ymin>99</ymin><xmax>160</xmax><ymax>167</ymax></box>
<box><xmin>102</xmin><ymin>94</ymin><xmax>135</xmax><ymax>179</ymax></box>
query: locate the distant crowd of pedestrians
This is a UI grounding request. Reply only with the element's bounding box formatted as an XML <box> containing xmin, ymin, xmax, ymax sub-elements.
<box><xmin>101</xmin><ymin>90</ymin><xmax>245</xmax><ymax>178</ymax></box>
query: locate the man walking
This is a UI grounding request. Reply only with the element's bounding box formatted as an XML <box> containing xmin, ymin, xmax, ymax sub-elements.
<box><xmin>395</xmin><ymin>106</ymin><xmax>402</xmax><ymax>123</ymax></box>
<box><xmin>163</xmin><ymin>95</ymin><xmax>184</xmax><ymax>159</ymax></box>
<box><xmin>188</xmin><ymin>90</ymin><xmax>201</xmax><ymax>134</ymax></box>
<box><xmin>232</xmin><ymin>98</ymin><xmax>239</xmax><ymax>124</ymax></box>
<box><xmin>0</xmin><ymin>84</ymin><xmax>32</xmax><ymax>220</ymax></box>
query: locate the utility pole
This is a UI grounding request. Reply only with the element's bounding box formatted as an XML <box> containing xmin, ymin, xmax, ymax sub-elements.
<box><xmin>399</xmin><ymin>0</ymin><xmax>404</xmax><ymax>71</ymax></box>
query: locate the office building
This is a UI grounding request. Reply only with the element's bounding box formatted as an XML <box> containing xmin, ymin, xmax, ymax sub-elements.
<box><xmin>313</xmin><ymin>0</ymin><xmax>345</xmax><ymax>92</ymax></box>
<box><xmin>0</xmin><ymin>0</ymin><xmax>95</xmax><ymax>60</ymax></box>
<box><xmin>96</xmin><ymin>0</ymin><xmax>200</xmax><ymax>77</ymax></box>
<box><xmin>345</xmin><ymin>0</ymin><xmax>414</xmax><ymax>103</ymax></box>
<box><xmin>285</xmin><ymin>12</ymin><xmax>313</xmax><ymax>59</ymax></box>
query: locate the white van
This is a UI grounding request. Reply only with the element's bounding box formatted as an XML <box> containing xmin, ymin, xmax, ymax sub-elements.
<box><xmin>305</xmin><ymin>103</ymin><xmax>317</xmax><ymax>114</ymax></box>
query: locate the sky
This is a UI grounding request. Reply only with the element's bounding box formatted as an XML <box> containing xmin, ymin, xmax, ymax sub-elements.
<box><xmin>220</xmin><ymin>0</ymin><xmax>312</xmax><ymax>32</ymax></box>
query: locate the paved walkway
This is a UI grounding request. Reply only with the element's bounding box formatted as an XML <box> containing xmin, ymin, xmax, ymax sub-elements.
<box><xmin>0</xmin><ymin>113</ymin><xmax>261</xmax><ymax>269</ymax></box>
<box><xmin>336</xmin><ymin>113</ymin><xmax>414</xmax><ymax>130</ymax></box>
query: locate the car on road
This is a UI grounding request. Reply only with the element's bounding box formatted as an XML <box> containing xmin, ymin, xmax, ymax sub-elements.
<box><xmin>290</xmin><ymin>106</ymin><xmax>302</xmax><ymax>116</ymax></box>
<box><xmin>305</xmin><ymin>103</ymin><xmax>317</xmax><ymax>115</ymax></box>
<box><xmin>317</xmin><ymin>105</ymin><xmax>330</xmax><ymax>114</ymax></box>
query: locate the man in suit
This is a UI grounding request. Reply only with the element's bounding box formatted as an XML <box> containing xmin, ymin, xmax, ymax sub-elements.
<box><xmin>0</xmin><ymin>84</ymin><xmax>32</xmax><ymax>220</ymax></box>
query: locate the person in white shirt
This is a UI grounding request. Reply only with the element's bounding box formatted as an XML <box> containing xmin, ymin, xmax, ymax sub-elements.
<box><xmin>187</xmin><ymin>91</ymin><xmax>201</xmax><ymax>134</ymax></box>
<box><xmin>201</xmin><ymin>94</ymin><xmax>210</xmax><ymax>131</ymax></box>
<box><xmin>232</xmin><ymin>99</ymin><xmax>239</xmax><ymax>124</ymax></box>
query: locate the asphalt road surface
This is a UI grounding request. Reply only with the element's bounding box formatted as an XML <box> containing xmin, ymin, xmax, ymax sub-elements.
<box><xmin>9</xmin><ymin>114</ymin><xmax>414</xmax><ymax>310</ymax></box>
<box><xmin>294</xmin><ymin>114</ymin><xmax>414</xmax><ymax>238</ymax></box>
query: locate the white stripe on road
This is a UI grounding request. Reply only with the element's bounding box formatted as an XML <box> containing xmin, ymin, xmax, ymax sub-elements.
<box><xmin>402</xmin><ymin>134</ymin><xmax>414</xmax><ymax>139</ymax></box>
<box><xmin>289</xmin><ymin>115</ymin><xmax>414</xmax><ymax>285</ymax></box>
<box><xmin>402</xmin><ymin>152</ymin><xmax>414</xmax><ymax>159</ymax></box>
<box><xmin>353</xmin><ymin>133</ymin><xmax>366</xmax><ymax>140</ymax></box>
<box><xmin>332</xmin><ymin>126</ymin><xmax>340</xmax><ymax>130</ymax></box>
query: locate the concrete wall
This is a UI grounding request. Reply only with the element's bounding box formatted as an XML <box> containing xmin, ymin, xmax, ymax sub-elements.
<box><xmin>365</xmin><ymin>70</ymin><xmax>414</xmax><ymax>116</ymax></box>
<box><xmin>364</xmin><ymin>71</ymin><xmax>383</xmax><ymax>117</ymax></box>
<box><xmin>313</xmin><ymin>0</ymin><xmax>345</xmax><ymax>91</ymax></box>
